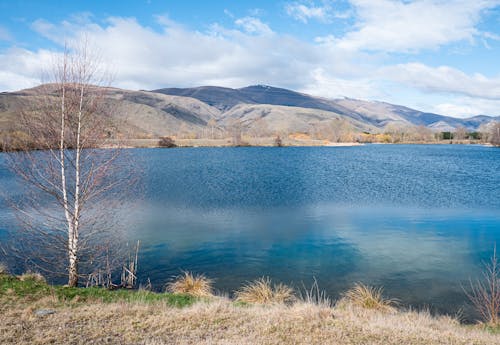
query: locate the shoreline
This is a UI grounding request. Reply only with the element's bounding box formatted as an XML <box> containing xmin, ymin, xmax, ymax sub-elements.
<box><xmin>101</xmin><ymin>138</ymin><xmax>492</xmax><ymax>149</ymax></box>
<box><xmin>0</xmin><ymin>273</ymin><xmax>500</xmax><ymax>345</ymax></box>
<box><xmin>1</xmin><ymin>273</ymin><xmax>498</xmax><ymax>344</ymax></box>
<box><xmin>3</xmin><ymin>138</ymin><xmax>497</xmax><ymax>152</ymax></box>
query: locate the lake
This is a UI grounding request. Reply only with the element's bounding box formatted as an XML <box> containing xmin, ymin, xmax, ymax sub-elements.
<box><xmin>1</xmin><ymin>144</ymin><xmax>499</xmax><ymax>318</ymax></box>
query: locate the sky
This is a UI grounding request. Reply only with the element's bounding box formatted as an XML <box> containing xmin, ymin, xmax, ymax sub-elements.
<box><xmin>1</xmin><ymin>0</ymin><xmax>500</xmax><ymax>118</ymax></box>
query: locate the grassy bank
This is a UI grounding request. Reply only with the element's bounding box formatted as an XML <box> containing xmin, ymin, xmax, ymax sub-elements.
<box><xmin>1</xmin><ymin>273</ymin><xmax>499</xmax><ymax>345</ymax></box>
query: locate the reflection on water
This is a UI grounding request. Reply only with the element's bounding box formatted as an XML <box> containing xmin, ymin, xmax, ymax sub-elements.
<box><xmin>132</xmin><ymin>203</ymin><xmax>498</xmax><ymax>316</ymax></box>
<box><xmin>1</xmin><ymin>145</ymin><xmax>499</xmax><ymax>318</ymax></box>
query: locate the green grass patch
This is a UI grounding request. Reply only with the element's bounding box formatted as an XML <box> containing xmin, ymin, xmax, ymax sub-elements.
<box><xmin>482</xmin><ymin>324</ymin><xmax>500</xmax><ymax>334</ymax></box>
<box><xmin>0</xmin><ymin>274</ymin><xmax>197</xmax><ymax>308</ymax></box>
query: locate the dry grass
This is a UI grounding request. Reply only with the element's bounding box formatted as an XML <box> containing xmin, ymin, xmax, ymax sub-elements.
<box><xmin>298</xmin><ymin>278</ymin><xmax>332</xmax><ymax>307</ymax></box>
<box><xmin>465</xmin><ymin>249</ymin><xmax>500</xmax><ymax>326</ymax></box>
<box><xmin>166</xmin><ymin>271</ymin><xmax>213</xmax><ymax>297</ymax></box>
<box><xmin>18</xmin><ymin>272</ymin><xmax>46</xmax><ymax>283</ymax></box>
<box><xmin>1</xmin><ymin>274</ymin><xmax>499</xmax><ymax>344</ymax></box>
<box><xmin>1</xmin><ymin>298</ymin><xmax>498</xmax><ymax>345</ymax></box>
<box><xmin>235</xmin><ymin>277</ymin><xmax>295</xmax><ymax>305</ymax></box>
<box><xmin>0</xmin><ymin>262</ymin><xmax>8</xmax><ymax>275</ymax></box>
<box><xmin>340</xmin><ymin>283</ymin><xmax>398</xmax><ymax>313</ymax></box>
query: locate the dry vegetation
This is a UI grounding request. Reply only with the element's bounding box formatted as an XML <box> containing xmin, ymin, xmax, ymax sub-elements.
<box><xmin>235</xmin><ymin>277</ymin><xmax>295</xmax><ymax>305</ymax></box>
<box><xmin>166</xmin><ymin>271</ymin><xmax>214</xmax><ymax>297</ymax></box>
<box><xmin>1</xmin><ymin>273</ymin><xmax>500</xmax><ymax>344</ymax></box>
<box><xmin>340</xmin><ymin>283</ymin><xmax>398</xmax><ymax>313</ymax></box>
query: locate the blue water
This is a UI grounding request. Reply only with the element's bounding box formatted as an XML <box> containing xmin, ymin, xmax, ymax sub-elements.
<box><xmin>1</xmin><ymin>144</ymin><xmax>499</xmax><ymax>317</ymax></box>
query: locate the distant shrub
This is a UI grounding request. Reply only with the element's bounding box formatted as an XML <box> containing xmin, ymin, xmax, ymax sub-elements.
<box><xmin>468</xmin><ymin>132</ymin><xmax>481</xmax><ymax>140</ymax></box>
<box><xmin>18</xmin><ymin>271</ymin><xmax>46</xmax><ymax>283</ymax></box>
<box><xmin>235</xmin><ymin>277</ymin><xmax>295</xmax><ymax>305</ymax></box>
<box><xmin>158</xmin><ymin>136</ymin><xmax>177</xmax><ymax>148</ymax></box>
<box><xmin>166</xmin><ymin>271</ymin><xmax>213</xmax><ymax>297</ymax></box>
<box><xmin>491</xmin><ymin>122</ymin><xmax>500</xmax><ymax>146</ymax></box>
<box><xmin>341</xmin><ymin>283</ymin><xmax>397</xmax><ymax>313</ymax></box>
<box><xmin>441</xmin><ymin>132</ymin><xmax>453</xmax><ymax>140</ymax></box>
<box><xmin>274</xmin><ymin>135</ymin><xmax>283</xmax><ymax>147</ymax></box>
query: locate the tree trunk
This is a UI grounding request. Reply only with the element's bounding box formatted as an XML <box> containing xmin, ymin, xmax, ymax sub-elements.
<box><xmin>68</xmin><ymin>246</ymin><xmax>78</xmax><ymax>287</ymax></box>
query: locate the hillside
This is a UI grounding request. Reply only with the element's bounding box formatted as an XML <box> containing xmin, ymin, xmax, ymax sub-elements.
<box><xmin>153</xmin><ymin>85</ymin><xmax>498</xmax><ymax>132</ymax></box>
<box><xmin>1</xmin><ymin>84</ymin><xmax>498</xmax><ymax>147</ymax></box>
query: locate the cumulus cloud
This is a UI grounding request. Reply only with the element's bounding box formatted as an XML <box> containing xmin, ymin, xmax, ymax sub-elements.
<box><xmin>433</xmin><ymin>98</ymin><xmax>500</xmax><ymax>117</ymax></box>
<box><xmin>286</xmin><ymin>2</ymin><xmax>332</xmax><ymax>23</ymax></box>
<box><xmin>0</xmin><ymin>47</ymin><xmax>54</xmax><ymax>91</ymax></box>
<box><xmin>234</xmin><ymin>17</ymin><xmax>273</xmax><ymax>35</ymax></box>
<box><xmin>1</xmin><ymin>8</ymin><xmax>500</xmax><ymax>118</ymax></box>
<box><xmin>331</xmin><ymin>0</ymin><xmax>500</xmax><ymax>52</ymax></box>
<box><xmin>381</xmin><ymin>63</ymin><xmax>500</xmax><ymax>100</ymax></box>
<box><xmin>2</xmin><ymin>16</ymin><xmax>326</xmax><ymax>91</ymax></box>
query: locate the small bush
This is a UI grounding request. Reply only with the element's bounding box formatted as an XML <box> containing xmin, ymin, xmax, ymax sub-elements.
<box><xmin>158</xmin><ymin>136</ymin><xmax>177</xmax><ymax>148</ymax></box>
<box><xmin>465</xmin><ymin>249</ymin><xmax>500</xmax><ymax>325</ymax></box>
<box><xmin>166</xmin><ymin>271</ymin><xmax>213</xmax><ymax>297</ymax></box>
<box><xmin>18</xmin><ymin>272</ymin><xmax>46</xmax><ymax>283</ymax></box>
<box><xmin>235</xmin><ymin>277</ymin><xmax>295</xmax><ymax>305</ymax></box>
<box><xmin>274</xmin><ymin>135</ymin><xmax>283</xmax><ymax>147</ymax></box>
<box><xmin>341</xmin><ymin>283</ymin><xmax>397</xmax><ymax>313</ymax></box>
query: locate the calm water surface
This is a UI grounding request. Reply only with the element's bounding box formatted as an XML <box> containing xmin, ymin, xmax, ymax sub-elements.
<box><xmin>1</xmin><ymin>145</ymin><xmax>499</xmax><ymax>317</ymax></box>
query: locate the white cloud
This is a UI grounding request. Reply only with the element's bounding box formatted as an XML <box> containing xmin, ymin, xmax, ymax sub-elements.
<box><xmin>332</xmin><ymin>0</ymin><xmax>500</xmax><ymax>52</ymax></box>
<box><xmin>234</xmin><ymin>17</ymin><xmax>273</xmax><ymax>35</ymax></box>
<box><xmin>301</xmin><ymin>67</ymin><xmax>383</xmax><ymax>100</ymax></box>
<box><xmin>381</xmin><ymin>63</ymin><xmax>500</xmax><ymax>100</ymax></box>
<box><xmin>433</xmin><ymin>98</ymin><xmax>500</xmax><ymax>117</ymax></box>
<box><xmin>286</xmin><ymin>2</ymin><xmax>332</xmax><ymax>23</ymax></box>
<box><xmin>0</xmin><ymin>47</ymin><xmax>54</xmax><ymax>91</ymax></box>
<box><xmin>1</xmin><ymin>11</ymin><xmax>500</xmax><ymax>119</ymax></box>
<box><xmin>2</xmin><ymin>16</ymin><xmax>321</xmax><ymax>91</ymax></box>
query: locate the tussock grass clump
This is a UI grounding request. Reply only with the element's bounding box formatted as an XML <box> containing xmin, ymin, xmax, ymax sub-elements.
<box><xmin>18</xmin><ymin>271</ymin><xmax>46</xmax><ymax>283</ymax></box>
<box><xmin>0</xmin><ymin>263</ymin><xmax>8</xmax><ymax>275</ymax></box>
<box><xmin>341</xmin><ymin>283</ymin><xmax>397</xmax><ymax>313</ymax></box>
<box><xmin>166</xmin><ymin>271</ymin><xmax>214</xmax><ymax>297</ymax></box>
<box><xmin>235</xmin><ymin>277</ymin><xmax>295</xmax><ymax>305</ymax></box>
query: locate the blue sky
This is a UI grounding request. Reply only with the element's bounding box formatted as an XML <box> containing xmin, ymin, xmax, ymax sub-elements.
<box><xmin>1</xmin><ymin>0</ymin><xmax>500</xmax><ymax>118</ymax></box>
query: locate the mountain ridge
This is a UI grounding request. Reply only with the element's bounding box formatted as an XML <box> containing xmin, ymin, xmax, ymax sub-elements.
<box><xmin>1</xmin><ymin>84</ymin><xmax>498</xmax><ymax>146</ymax></box>
<box><xmin>151</xmin><ymin>84</ymin><xmax>498</xmax><ymax>130</ymax></box>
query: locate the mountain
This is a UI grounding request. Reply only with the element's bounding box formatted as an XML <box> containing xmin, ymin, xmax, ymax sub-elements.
<box><xmin>1</xmin><ymin>84</ymin><xmax>498</xmax><ymax>146</ymax></box>
<box><xmin>0</xmin><ymin>85</ymin><xmax>221</xmax><ymax>139</ymax></box>
<box><xmin>153</xmin><ymin>85</ymin><xmax>498</xmax><ymax>131</ymax></box>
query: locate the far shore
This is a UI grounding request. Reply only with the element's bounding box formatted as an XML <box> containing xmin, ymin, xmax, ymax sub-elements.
<box><xmin>3</xmin><ymin>138</ymin><xmax>497</xmax><ymax>152</ymax></box>
<box><xmin>101</xmin><ymin>137</ymin><xmax>492</xmax><ymax>149</ymax></box>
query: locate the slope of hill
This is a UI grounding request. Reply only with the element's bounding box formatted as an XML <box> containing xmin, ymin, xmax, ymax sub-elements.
<box><xmin>1</xmin><ymin>84</ymin><xmax>498</xmax><ymax>147</ymax></box>
<box><xmin>153</xmin><ymin>85</ymin><xmax>498</xmax><ymax>131</ymax></box>
<box><xmin>0</xmin><ymin>86</ymin><xmax>221</xmax><ymax>140</ymax></box>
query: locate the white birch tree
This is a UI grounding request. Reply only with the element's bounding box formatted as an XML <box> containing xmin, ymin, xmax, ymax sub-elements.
<box><xmin>5</xmin><ymin>40</ymin><xmax>131</xmax><ymax>287</ymax></box>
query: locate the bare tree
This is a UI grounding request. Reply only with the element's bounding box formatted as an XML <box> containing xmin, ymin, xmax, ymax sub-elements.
<box><xmin>490</xmin><ymin>122</ymin><xmax>500</xmax><ymax>146</ymax></box>
<box><xmin>207</xmin><ymin>118</ymin><xmax>217</xmax><ymax>139</ymax></box>
<box><xmin>454</xmin><ymin>126</ymin><xmax>468</xmax><ymax>141</ymax></box>
<box><xmin>228</xmin><ymin>118</ymin><xmax>243</xmax><ymax>146</ymax></box>
<box><xmin>4</xmin><ymin>41</ymin><xmax>133</xmax><ymax>287</ymax></box>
